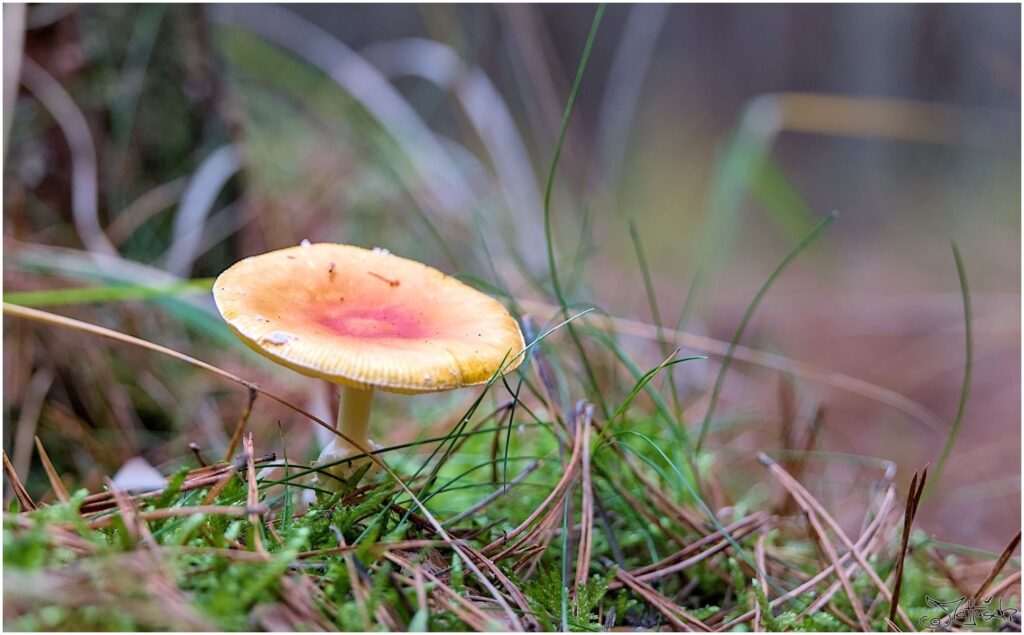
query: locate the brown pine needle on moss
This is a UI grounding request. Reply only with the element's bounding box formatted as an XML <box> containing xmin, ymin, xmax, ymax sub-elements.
<box><xmin>889</xmin><ymin>467</ymin><xmax>928</xmax><ymax>630</ymax></box>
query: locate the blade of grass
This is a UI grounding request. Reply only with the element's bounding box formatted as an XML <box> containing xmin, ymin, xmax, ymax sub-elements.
<box><xmin>500</xmin><ymin>373</ymin><xmax>525</xmax><ymax>489</ymax></box>
<box><xmin>599</xmin><ymin>431</ymin><xmax>772</xmax><ymax>591</ymax></box>
<box><xmin>628</xmin><ymin>220</ymin><xmax>684</xmax><ymax>415</ymax></box>
<box><xmin>9</xmin><ymin>242</ymin><xmax>237</xmax><ymax>347</ymax></box>
<box><xmin>3</xmin><ymin>278</ymin><xmax>217</xmax><ymax>307</ymax></box>
<box><xmin>749</xmin><ymin>158</ymin><xmax>819</xmax><ymax>243</ymax></box>
<box><xmin>925</xmin><ymin>241</ymin><xmax>972</xmax><ymax>498</ymax></box>
<box><xmin>588</xmin><ymin>327</ymin><xmax>697</xmax><ymax>451</ymax></box>
<box><xmin>696</xmin><ymin>210</ymin><xmax>838</xmax><ymax>454</ymax></box>
<box><xmin>518</xmin><ymin>295</ymin><xmax>949</xmax><ymax>435</ymax></box>
<box><xmin>275</xmin><ymin>421</ymin><xmax>293</xmax><ymax>531</ymax></box>
<box><xmin>409</xmin><ymin>308</ymin><xmax>593</xmax><ymax>502</ymax></box>
<box><xmin>543</xmin><ymin>3</ymin><xmax>609</xmax><ymax>419</ymax></box>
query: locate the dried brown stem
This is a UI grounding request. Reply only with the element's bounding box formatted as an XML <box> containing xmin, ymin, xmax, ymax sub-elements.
<box><xmin>972</xmin><ymin>530</ymin><xmax>1022</xmax><ymax>604</ymax></box>
<box><xmin>242</xmin><ymin>434</ymin><xmax>267</xmax><ymax>555</ymax></box>
<box><xmin>758</xmin><ymin>452</ymin><xmax>915</xmax><ymax>631</ymax></box>
<box><xmin>755</xmin><ymin>530</ymin><xmax>770</xmax><ymax>632</ymax></box>
<box><xmin>615</xmin><ymin>568</ymin><xmax>712</xmax><ymax>632</ymax></box>
<box><xmin>223</xmin><ymin>388</ymin><xmax>257</xmax><ymax>462</ymax></box>
<box><xmin>86</xmin><ymin>505</ymin><xmax>267</xmax><ymax>529</ymax></box>
<box><xmin>574</xmin><ymin>404</ymin><xmax>595</xmax><ymax>594</ymax></box>
<box><xmin>984</xmin><ymin>570</ymin><xmax>1021</xmax><ymax>599</ymax></box>
<box><xmin>802</xmin><ymin>502</ymin><xmax>872</xmax><ymax>630</ymax></box>
<box><xmin>34</xmin><ymin>435</ymin><xmax>70</xmax><ymax>503</ymax></box>
<box><xmin>716</xmin><ymin>484</ymin><xmax>896</xmax><ymax>630</ymax></box>
<box><xmin>889</xmin><ymin>467</ymin><xmax>928</xmax><ymax>630</ymax></box>
<box><xmin>2</xmin><ymin>449</ymin><xmax>37</xmax><ymax>511</ymax></box>
<box><xmin>482</xmin><ymin>415</ymin><xmax>584</xmax><ymax>556</ymax></box>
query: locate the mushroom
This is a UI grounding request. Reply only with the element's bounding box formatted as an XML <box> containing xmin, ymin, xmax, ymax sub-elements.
<box><xmin>213</xmin><ymin>243</ymin><xmax>525</xmax><ymax>490</ymax></box>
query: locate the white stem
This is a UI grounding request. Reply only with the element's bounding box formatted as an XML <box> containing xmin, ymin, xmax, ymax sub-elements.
<box><xmin>316</xmin><ymin>386</ymin><xmax>377</xmax><ymax>491</ymax></box>
<box><xmin>337</xmin><ymin>385</ymin><xmax>374</xmax><ymax>454</ymax></box>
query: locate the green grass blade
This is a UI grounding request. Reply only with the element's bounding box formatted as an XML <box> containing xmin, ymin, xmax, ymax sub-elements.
<box><xmin>750</xmin><ymin>157</ymin><xmax>818</xmax><ymax>243</ymax></box>
<box><xmin>542</xmin><ymin>4</ymin><xmax>609</xmax><ymax>420</ymax></box>
<box><xmin>628</xmin><ymin>219</ymin><xmax>684</xmax><ymax>415</ymax></box>
<box><xmin>543</xmin><ymin>3</ymin><xmax>606</xmax><ymax>301</ymax></box>
<box><xmin>587</xmin><ymin>328</ymin><xmax>693</xmax><ymax>450</ymax></box>
<box><xmin>695</xmin><ymin>210</ymin><xmax>838</xmax><ymax>454</ymax></box>
<box><xmin>926</xmin><ymin>241</ymin><xmax>973</xmax><ymax>498</ymax></box>
<box><xmin>3</xmin><ymin>278</ymin><xmax>216</xmax><ymax>307</ymax></box>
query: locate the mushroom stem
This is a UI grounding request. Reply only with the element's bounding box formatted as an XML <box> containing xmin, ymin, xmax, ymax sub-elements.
<box><xmin>314</xmin><ymin>386</ymin><xmax>376</xmax><ymax>491</ymax></box>
<box><xmin>337</xmin><ymin>385</ymin><xmax>374</xmax><ymax>453</ymax></box>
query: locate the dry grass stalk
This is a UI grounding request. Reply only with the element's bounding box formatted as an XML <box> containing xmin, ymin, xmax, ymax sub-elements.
<box><xmin>777</xmin><ymin>375</ymin><xmax>797</xmax><ymax>477</ymax></box>
<box><xmin>593</xmin><ymin>414</ymin><xmax>708</xmax><ymax>535</ymax></box>
<box><xmin>10</xmin><ymin>367</ymin><xmax>53</xmax><ymax>494</ymax></box>
<box><xmin>411</xmin><ymin>565</ymin><xmax>428</xmax><ymax>618</ymax></box>
<box><xmin>188</xmin><ymin>442</ymin><xmax>208</xmax><ymax>467</ymax></box>
<box><xmin>984</xmin><ymin>569</ymin><xmax>1021</xmax><ymax>599</ymax></box>
<box><xmin>75</xmin><ymin>460</ymin><xmax>252</xmax><ymax>514</ymax></box>
<box><xmin>385</xmin><ymin>552</ymin><xmax>498</xmax><ymax>631</ymax></box>
<box><xmin>754</xmin><ymin>530</ymin><xmax>770</xmax><ymax>631</ymax></box>
<box><xmin>223</xmin><ymin>387</ymin><xmax>257</xmax><ymax>462</ymax></box>
<box><xmin>972</xmin><ymin>530</ymin><xmax>1022</xmax><ymax>604</ymax></box>
<box><xmin>482</xmin><ymin>415</ymin><xmax>584</xmax><ymax>558</ymax></box>
<box><xmin>84</xmin><ymin>504</ymin><xmax>266</xmax><ymax>529</ymax></box>
<box><xmin>2</xmin><ymin>449</ymin><xmax>37</xmax><ymax>511</ymax></box>
<box><xmin>614</xmin><ymin>568</ymin><xmax>712</xmax><ymax>632</ymax></box>
<box><xmin>242</xmin><ymin>434</ymin><xmax>267</xmax><ymax>555</ymax></box>
<box><xmin>888</xmin><ymin>467</ymin><xmax>928</xmax><ymax>630</ymax></box>
<box><xmin>277</xmin><ymin>574</ymin><xmax>338</xmax><ymax>631</ymax></box>
<box><xmin>712</xmin><ymin>493</ymin><xmax>897</xmax><ymax>626</ymax></box>
<box><xmin>458</xmin><ymin>543</ymin><xmax>536</xmax><ymax>629</ymax></box>
<box><xmin>33</xmin><ymin>435</ymin><xmax>70</xmax><ymax>503</ymax></box>
<box><xmin>758</xmin><ymin>452</ymin><xmax>916</xmax><ymax>631</ymax></box>
<box><xmin>201</xmin><ymin>464</ymin><xmax>241</xmax><ymax>506</ymax></box>
<box><xmin>622</xmin><ymin>512</ymin><xmax>767</xmax><ymax>584</ymax></box>
<box><xmin>4</xmin><ymin>513</ymin><xmax>95</xmax><ymax>554</ymax></box>
<box><xmin>800</xmin><ymin>485</ymin><xmax>898</xmax><ymax>619</ymax></box>
<box><xmin>573</xmin><ymin>403</ymin><xmax>595</xmax><ymax>594</ymax></box>
<box><xmin>522</xmin><ymin>315</ymin><xmax>570</xmax><ymax>437</ymax></box>
<box><xmin>800</xmin><ymin>504</ymin><xmax>872</xmax><ymax>630</ymax></box>
<box><xmin>2</xmin><ymin>303</ymin><xmax>339</xmax><ymax>438</ymax></box>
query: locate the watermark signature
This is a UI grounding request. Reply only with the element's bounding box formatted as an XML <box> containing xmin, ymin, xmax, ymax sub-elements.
<box><xmin>919</xmin><ymin>595</ymin><xmax>1019</xmax><ymax>629</ymax></box>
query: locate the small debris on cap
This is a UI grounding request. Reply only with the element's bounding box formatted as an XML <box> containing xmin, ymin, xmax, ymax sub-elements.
<box><xmin>368</xmin><ymin>271</ymin><xmax>400</xmax><ymax>287</ymax></box>
<box><xmin>262</xmin><ymin>331</ymin><xmax>298</xmax><ymax>345</ymax></box>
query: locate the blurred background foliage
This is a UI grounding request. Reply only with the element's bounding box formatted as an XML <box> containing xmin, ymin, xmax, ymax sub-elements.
<box><xmin>3</xmin><ymin>3</ymin><xmax>1020</xmax><ymax>554</ymax></box>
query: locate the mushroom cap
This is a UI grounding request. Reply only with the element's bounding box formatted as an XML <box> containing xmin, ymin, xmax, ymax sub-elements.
<box><xmin>213</xmin><ymin>243</ymin><xmax>525</xmax><ymax>394</ymax></box>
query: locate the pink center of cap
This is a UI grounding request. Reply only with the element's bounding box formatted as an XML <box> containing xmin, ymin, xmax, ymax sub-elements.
<box><xmin>315</xmin><ymin>306</ymin><xmax>432</xmax><ymax>340</ymax></box>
